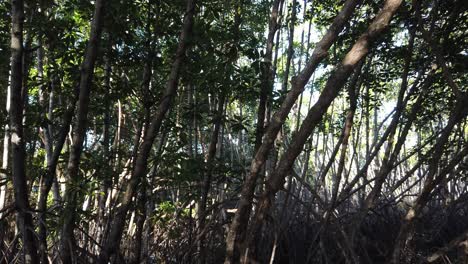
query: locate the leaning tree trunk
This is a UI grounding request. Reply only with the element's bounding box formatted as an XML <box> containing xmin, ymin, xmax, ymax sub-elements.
<box><xmin>245</xmin><ymin>0</ymin><xmax>404</xmax><ymax>261</ymax></box>
<box><xmin>390</xmin><ymin>92</ymin><xmax>468</xmax><ymax>263</ymax></box>
<box><xmin>348</xmin><ymin>12</ymin><xmax>420</xmax><ymax>240</ymax></box>
<box><xmin>35</xmin><ymin>35</ymin><xmax>78</xmax><ymax>264</ymax></box>
<box><xmin>389</xmin><ymin>7</ymin><xmax>468</xmax><ymax>260</ymax></box>
<box><xmin>59</xmin><ymin>0</ymin><xmax>106</xmax><ymax>262</ymax></box>
<box><xmin>98</xmin><ymin>0</ymin><xmax>197</xmax><ymax>262</ymax></box>
<box><xmin>225</xmin><ymin>0</ymin><xmax>361</xmax><ymax>262</ymax></box>
<box><xmin>9</xmin><ymin>0</ymin><xmax>39</xmax><ymax>262</ymax></box>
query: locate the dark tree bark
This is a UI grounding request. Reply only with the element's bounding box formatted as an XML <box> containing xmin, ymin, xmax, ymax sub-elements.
<box><xmin>36</xmin><ymin>97</ymin><xmax>75</xmax><ymax>264</ymax></box>
<box><xmin>281</xmin><ymin>0</ymin><xmax>297</xmax><ymax>94</ymax></box>
<box><xmin>348</xmin><ymin>11</ymin><xmax>420</xmax><ymax>240</ymax></box>
<box><xmin>254</xmin><ymin>0</ymin><xmax>282</xmax><ymax>152</ymax></box>
<box><xmin>389</xmin><ymin>6</ymin><xmax>468</xmax><ymax>258</ymax></box>
<box><xmin>198</xmin><ymin>3</ymin><xmax>244</xmax><ymax>261</ymax></box>
<box><xmin>318</xmin><ymin>59</ymin><xmax>366</xmax><ymax>192</ymax></box>
<box><xmin>9</xmin><ymin>0</ymin><xmax>39</xmax><ymax>262</ymax></box>
<box><xmin>127</xmin><ymin>4</ymin><xmax>159</xmax><ymax>261</ymax></box>
<box><xmin>390</xmin><ymin>92</ymin><xmax>468</xmax><ymax>263</ymax></box>
<box><xmin>130</xmin><ymin>184</ymin><xmax>147</xmax><ymax>264</ymax></box>
<box><xmin>224</xmin><ymin>1</ymin><xmax>361</xmax><ymax>263</ymax></box>
<box><xmin>98</xmin><ymin>0</ymin><xmax>197</xmax><ymax>262</ymax></box>
<box><xmin>246</xmin><ymin>0</ymin><xmax>404</xmax><ymax>261</ymax></box>
<box><xmin>350</xmin><ymin>77</ymin><xmax>429</xmax><ymax>241</ymax></box>
<box><xmin>60</xmin><ymin>0</ymin><xmax>106</xmax><ymax>262</ymax></box>
<box><xmin>95</xmin><ymin>54</ymin><xmax>112</xmax><ymax>245</ymax></box>
<box><xmin>198</xmin><ymin>95</ymin><xmax>225</xmax><ymax>263</ymax></box>
<box><xmin>330</xmin><ymin>63</ymin><xmax>362</xmax><ymax>207</ymax></box>
<box><xmin>335</xmin><ymin>68</ymin><xmax>426</xmax><ymax>209</ymax></box>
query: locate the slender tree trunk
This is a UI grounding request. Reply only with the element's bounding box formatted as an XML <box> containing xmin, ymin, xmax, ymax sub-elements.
<box><xmin>198</xmin><ymin>95</ymin><xmax>225</xmax><ymax>263</ymax></box>
<box><xmin>281</xmin><ymin>0</ymin><xmax>297</xmax><ymax>94</ymax></box>
<box><xmin>60</xmin><ymin>0</ymin><xmax>106</xmax><ymax>262</ymax></box>
<box><xmin>330</xmin><ymin>64</ymin><xmax>362</xmax><ymax>207</ymax></box>
<box><xmin>9</xmin><ymin>0</ymin><xmax>39</xmax><ymax>262</ymax></box>
<box><xmin>36</xmin><ymin>98</ymin><xmax>75</xmax><ymax>264</ymax></box>
<box><xmin>36</xmin><ymin>39</ymin><xmax>52</xmax><ymax>264</ymax></box>
<box><xmin>335</xmin><ymin>67</ymin><xmax>425</xmax><ymax>208</ymax></box>
<box><xmin>390</xmin><ymin>93</ymin><xmax>468</xmax><ymax>263</ymax></box>
<box><xmin>351</xmin><ymin>78</ymin><xmax>428</xmax><ymax>241</ymax></box>
<box><xmin>98</xmin><ymin>1</ymin><xmax>197</xmax><ymax>261</ymax></box>
<box><xmin>255</xmin><ymin>0</ymin><xmax>282</xmax><ymax>152</ymax></box>
<box><xmin>198</xmin><ymin>2</ymin><xmax>244</xmax><ymax>260</ymax></box>
<box><xmin>96</xmin><ymin>55</ymin><xmax>112</xmax><ymax>247</ymax></box>
<box><xmin>131</xmin><ymin>183</ymin><xmax>146</xmax><ymax>264</ymax></box>
<box><xmin>0</xmin><ymin>54</ymin><xmax>11</xmax><ymax>260</ymax></box>
<box><xmin>246</xmin><ymin>0</ymin><xmax>403</xmax><ymax>261</ymax></box>
<box><xmin>294</xmin><ymin>0</ymin><xmax>308</xmax><ymax>132</ymax></box>
<box><xmin>224</xmin><ymin>1</ymin><xmax>360</xmax><ymax>262</ymax></box>
<box><xmin>349</xmin><ymin>12</ymin><xmax>419</xmax><ymax>240</ymax></box>
<box><xmin>127</xmin><ymin>5</ymin><xmax>158</xmax><ymax>260</ymax></box>
<box><xmin>318</xmin><ymin>60</ymin><xmax>366</xmax><ymax>189</ymax></box>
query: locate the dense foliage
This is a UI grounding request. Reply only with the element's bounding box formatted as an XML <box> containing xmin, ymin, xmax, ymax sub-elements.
<box><xmin>0</xmin><ymin>0</ymin><xmax>467</xmax><ymax>263</ymax></box>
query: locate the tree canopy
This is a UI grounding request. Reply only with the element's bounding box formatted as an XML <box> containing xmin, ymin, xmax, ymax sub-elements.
<box><xmin>0</xmin><ymin>0</ymin><xmax>467</xmax><ymax>263</ymax></box>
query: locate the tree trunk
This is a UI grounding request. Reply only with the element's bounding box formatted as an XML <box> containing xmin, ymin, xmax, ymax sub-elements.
<box><xmin>60</xmin><ymin>0</ymin><xmax>106</xmax><ymax>262</ymax></box>
<box><xmin>9</xmin><ymin>0</ymin><xmax>39</xmax><ymax>262</ymax></box>
<box><xmin>98</xmin><ymin>0</ymin><xmax>197</xmax><ymax>261</ymax></box>
<box><xmin>246</xmin><ymin>0</ymin><xmax>403</xmax><ymax>261</ymax></box>
<box><xmin>390</xmin><ymin>92</ymin><xmax>468</xmax><ymax>263</ymax></box>
<box><xmin>255</xmin><ymin>0</ymin><xmax>282</xmax><ymax>152</ymax></box>
<box><xmin>198</xmin><ymin>95</ymin><xmax>225</xmax><ymax>263</ymax></box>
<box><xmin>348</xmin><ymin>13</ymin><xmax>419</xmax><ymax>240</ymax></box>
<box><xmin>224</xmin><ymin>1</ymin><xmax>360</xmax><ymax>262</ymax></box>
<box><xmin>281</xmin><ymin>0</ymin><xmax>297</xmax><ymax>94</ymax></box>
